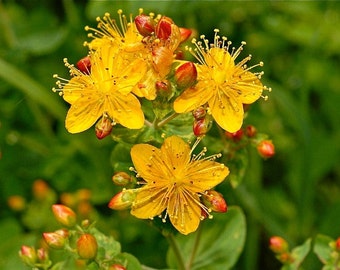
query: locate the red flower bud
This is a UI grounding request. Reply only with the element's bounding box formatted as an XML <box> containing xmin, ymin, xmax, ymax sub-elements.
<box><xmin>52</xmin><ymin>204</ymin><xmax>77</xmax><ymax>227</ymax></box>
<box><xmin>278</xmin><ymin>252</ymin><xmax>294</xmax><ymax>264</ymax></box>
<box><xmin>76</xmin><ymin>56</ymin><xmax>91</xmax><ymax>74</ymax></box>
<box><xmin>77</xmin><ymin>234</ymin><xmax>98</xmax><ymax>260</ymax></box>
<box><xmin>108</xmin><ymin>189</ymin><xmax>136</xmax><ymax>210</ymax></box>
<box><xmin>192</xmin><ymin>106</ymin><xmax>206</xmax><ymax>120</ymax></box>
<box><xmin>269</xmin><ymin>236</ymin><xmax>289</xmax><ymax>253</ymax></box>
<box><xmin>155</xmin><ymin>16</ymin><xmax>174</xmax><ymax>40</ymax></box>
<box><xmin>257</xmin><ymin>140</ymin><xmax>275</xmax><ymax>158</ymax></box>
<box><xmin>7</xmin><ymin>195</ymin><xmax>26</xmax><ymax>211</ymax></box>
<box><xmin>155</xmin><ymin>80</ymin><xmax>172</xmax><ymax>98</ymax></box>
<box><xmin>95</xmin><ymin>116</ymin><xmax>113</xmax><ymax>140</ymax></box>
<box><xmin>193</xmin><ymin>117</ymin><xmax>212</xmax><ymax>136</ymax></box>
<box><xmin>201</xmin><ymin>190</ymin><xmax>227</xmax><ymax>213</ymax></box>
<box><xmin>37</xmin><ymin>248</ymin><xmax>49</xmax><ymax>263</ymax></box>
<box><xmin>335</xmin><ymin>237</ymin><xmax>340</xmax><ymax>251</ymax></box>
<box><xmin>134</xmin><ymin>14</ymin><xmax>155</xmax><ymax>37</ymax></box>
<box><xmin>109</xmin><ymin>264</ymin><xmax>127</xmax><ymax>270</ymax></box>
<box><xmin>225</xmin><ymin>129</ymin><xmax>244</xmax><ymax>141</ymax></box>
<box><xmin>19</xmin><ymin>246</ymin><xmax>37</xmax><ymax>267</ymax></box>
<box><xmin>43</xmin><ymin>230</ymin><xmax>69</xmax><ymax>250</ymax></box>
<box><xmin>245</xmin><ymin>125</ymin><xmax>257</xmax><ymax>137</ymax></box>
<box><xmin>32</xmin><ymin>179</ymin><xmax>50</xmax><ymax>200</ymax></box>
<box><xmin>112</xmin><ymin>172</ymin><xmax>132</xmax><ymax>186</ymax></box>
<box><xmin>174</xmin><ymin>62</ymin><xmax>197</xmax><ymax>90</ymax></box>
<box><xmin>179</xmin><ymin>27</ymin><xmax>192</xmax><ymax>43</ymax></box>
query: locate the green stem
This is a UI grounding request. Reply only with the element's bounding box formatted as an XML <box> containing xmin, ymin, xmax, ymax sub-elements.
<box><xmin>156</xmin><ymin>113</ymin><xmax>179</xmax><ymax>128</ymax></box>
<box><xmin>186</xmin><ymin>226</ymin><xmax>202</xmax><ymax>270</ymax></box>
<box><xmin>166</xmin><ymin>233</ymin><xmax>186</xmax><ymax>270</ymax></box>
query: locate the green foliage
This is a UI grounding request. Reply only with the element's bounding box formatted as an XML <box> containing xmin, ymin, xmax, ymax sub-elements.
<box><xmin>1</xmin><ymin>0</ymin><xmax>340</xmax><ymax>269</ymax></box>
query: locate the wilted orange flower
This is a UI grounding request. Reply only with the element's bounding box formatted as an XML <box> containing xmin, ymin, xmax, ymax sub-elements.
<box><xmin>130</xmin><ymin>135</ymin><xmax>229</xmax><ymax>235</ymax></box>
<box><xmin>174</xmin><ymin>29</ymin><xmax>270</xmax><ymax>132</ymax></box>
<box><xmin>53</xmin><ymin>47</ymin><xmax>147</xmax><ymax>133</ymax></box>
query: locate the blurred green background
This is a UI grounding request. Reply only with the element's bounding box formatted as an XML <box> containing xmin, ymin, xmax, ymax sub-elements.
<box><xmin>1</xmin><ymin>0</ymin><xmax>339</xmax><ymax>269</ymax></box>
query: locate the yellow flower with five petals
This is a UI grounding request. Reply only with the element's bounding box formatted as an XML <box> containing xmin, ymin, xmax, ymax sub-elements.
<box><xmin>174</xmin><ymin>29</ymin><xmax>270</xmax><ymax>133</ymax></box>
<box><xmin>130</xmin><ymin>135</ymin><xmax>229</xmax><ymax>235</ymax></box>
<box><xmin>53</xmin><ymin>47</ymin><xmax>147</xmax><ymax>133</ymax></box>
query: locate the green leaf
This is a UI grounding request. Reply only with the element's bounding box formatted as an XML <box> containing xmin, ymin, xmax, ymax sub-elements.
<box><xmin>313</xmin><ymin>234</ymin><xmax>334</xmax><ymax>265</ymax></box>
<box><xmin>289</xmin><ymin>238</ymin><xmax>312</xmax><ymax>269</ymax></box>
<box><xmin>117</xmin><ymin>252</ymin><xmax>142</xmax><ymax>270</ymax></box>
<box><xmin>166</xmin><ymin>206</ymin><xmax>246</xmax><ymax>270</ymax></box>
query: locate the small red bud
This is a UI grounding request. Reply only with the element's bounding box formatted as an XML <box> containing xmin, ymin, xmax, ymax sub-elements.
<box><xmin>112</xmin><ymin>172</ymin><xmax>132</xmax><ymax>186</ymax></box>
<box><xmin>155</xmin><ymin>80</ymin><xmax>172</xmax><ymax>98</ymax></box>
<box><xmin>179</xmin><ymin>27</ymin><xmax>192</xmax><ymax>43</ymax></box>
<box><xmin>192</xmin><ymin>106</ymin><xmax>206</xmax><ymax>120</ymax></box>
<box><xmin>225</xmin><ymin>129</ymin><xmax>244</xmax><ymax>141</ymax></box>
<box><xmin>257</xmin><ymin>140</ymin><xmax>275</xmax><ymax>158</ymax></box>
<box><xmin>109</xmin><ymin>264</ymin><xmax>127</xmax><ymax>270</ymax></box>
<box><xmin>43</xmin><ymin>231</ymin><xmax>68</xmax><ymax>250</ymax></box>
<box><xmin>174</xmin><ymin>62</ymin><xmax>197</xmax><ymax>90</ymax></box>
<box><xmin>32</xmin><ymin>179</ymin><xmax>50</xmax><ymax>200</ymax></box>
<box><xmin>134</xmin><ymin>14</ymin><xmax>155</xmax><ymax>37</ymax></box>
<box><xmin>155</xmin><ymin>16</ymin><xmax>174</xmax><ymax>40</ymax></box>
<box><xmin>7</xmin><ymin>195</ymin><xmax>26</xmax><ymax>211</ymax></box>
<box><xmin>201</xmin><ymin>190</ymin><xmax>227</xmax><ymax>213</ymax></box>
<box><xmin>245</xmin><ymin>125</ymin><xmax>257</xmax><ymax>137</ymax></box>
<box><xmin>278</xmin><ymin>252</ymin><xmax>294</xmax><ymax>264</ymax></box>
<box><xmin>52</xmin><ymin>204</ymin><xmax>77</xmax><ymax>227</ymax></box>
<box><xmin>77</xmin><ymin>234</ymin><xmax>98</xmax><ymax>260</ymax></box>
<box><xmin>193</xmin><ymin>117</ymin><xmax>212</xmax><ymax>136</ymax></box>
<box><xmin>269</xmin><ymin>236</ymin><xmax>289</xmax><ymax>253</ymax></box>
<box><xmin>95</xmin><ymin>116</ymin><xmax>113</xmax><ymax>140</ymax></box>
<box><xmin>19</xmin><ymin>246</ymin><xmax>37</xmax><ymax>266</ymax></box>
<box><xmin>108</xmin><ymin>189</ymin><xmax>136</xmax><ymax>210</ymax></box>
<box><xmin>335</xmin><ymin>237</ymin><xmax>340</xmax><ymax>251</ymax></box>
<box><xmin>37</xmin><ymin>248</ymin><xmax>49</xmax><ymax>263</ymax></box>
<box><xmin>76</xmin><ymin>56</ymin><xmax>91</xmax><ymax>74</ymax></box>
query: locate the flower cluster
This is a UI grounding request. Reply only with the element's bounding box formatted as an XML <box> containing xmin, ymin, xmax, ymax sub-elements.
<box><xmin>53</xmin><ymin>8</ymin><xmax>271</xmax><ymax>235</ymax></box>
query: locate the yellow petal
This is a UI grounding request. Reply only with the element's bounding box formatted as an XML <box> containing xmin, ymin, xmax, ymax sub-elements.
<box><xmin>65</xmin><ymin>97</ymin><xmax>103</xmax><ymax>133</ymax></box>
<box><xmin>168</xmin><ymin>188</ymin><xmax>201</xmax><ymax>235</ymax></box>
<box><xmin>106</xmin><ymin>92</ymin><xmax>144</xmax><ymax>129</ymax></box>
<box><xmin>62</xmin><ymin>76</ymin><xmax>93</xmax><ymax>104</ymax></box>
<box><xmin>231</xmin><ymin>69</ymin><xmax>263</xmax><ymax>104</ymax></box>
<box><xmin>184</xmin><ymin>160</ymin><xmax>229</xmax><ymax>192</ymax></box>
<box><xmin>160</xmin><ymin>136</ymin><xmax>191</xmax><ymax>173</ymax></box>
<box><xmin>173</xmin><ymin>82</ymin><xmax>213</xmax><ymax>113</ymax></box>
<box><xmin>209</xmin><ymin>92</ymin><xmax>244</xmax><ymax>132</ymax></box>
<box><xmin>131</xmin><ymin>186</ymin><xmax>168</xmax><ymax>219</ymax></box>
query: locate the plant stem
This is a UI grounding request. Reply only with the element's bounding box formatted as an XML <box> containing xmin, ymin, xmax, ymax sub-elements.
<box><xmin>166</xmin><ymin>233</ymin><xmax>186</xmax><ymax>270</ymax></box>
<box><xmin>156</xmin><ymin>113</ymin><xmax>179</xmax><ymax>128</ymax></box>
<box><xmin>187</xmin><ymin>226</ymin><xmax>202</xmax><ymax>269</ymax></box>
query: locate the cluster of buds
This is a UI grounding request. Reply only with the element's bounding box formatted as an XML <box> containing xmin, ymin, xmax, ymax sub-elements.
<box><xmin>269</xmin><ymin>236</ymin><xmax>294</xmax><ymax>264</ymax></box>
<box><xmin>19</xmin><ymin>246</ymin><xmax>51</xmax><ymax>269</ymax></box>
<box><xmin>192</xmin><ymin>106</ymin><xmax>212</xmax><ymax>136</ymax></box>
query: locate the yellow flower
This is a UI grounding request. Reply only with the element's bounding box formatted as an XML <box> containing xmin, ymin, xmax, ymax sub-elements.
<box><xmin>130</xmin><ymin>135</ymin><xmax>229</xmax><ymax>235</ymax></box>
<box><xmin>174</xmin><ymin>29</ymin><xmax>270</xmax><ymax>133</ymax></box>
<box><xmin>53</xmin><ymin>47</ymin><xmax>147</xmax><ymax>133</ymax></box>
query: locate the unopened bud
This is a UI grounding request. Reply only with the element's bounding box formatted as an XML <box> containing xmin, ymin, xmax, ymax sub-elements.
<box><xmin>245</xmin><ymin>125</ymin><xmax>257</xmax><ymax>137</ymax></box>
<box><xmin>32</xmin><ymin>179</ymin><xmax>50</xmax><ymax>200</ymax></box>
<box><xmin>76</xmin><ymin>56</ymin><xmax>91</xmax><ymax>74</ymax></box>
<box><xmin>174</xmin><ymin>62</ymin><xmax>197</xmax><ymax>90</ymax></box>
<box><xmin>155</xmin><ymin>80</ymin><xmax>172</xmax><ymax>98</ymax></box>
<box><xmin>335</xmin><ymin>237</ymin><xmax>340</xmax><ymax>251</ymax></box>
<box><xmin>95</xmin><ymin>116</ymin><xmax>113</xmax><ymax>140</ymax></box>
<box><xmin>52</xmin><ymin>204</ymin><xmax>77</xmax><ymax>227</ymax></box>
<box><xmin>37</xmin><ymin>248</ymin><xmax>49</xmax><ymax>263</ymax></box>
<box><xmin>193</xmin><ymin>117</ymin><xmax>212</xmax><ymax>137</ymax></box>
<box><xmin>19</xmin><ymin>246</ymin><xmax>37</xmax><ymax>267</ymax></box>
<box><xmin>112</xmin><ymin>172</ymin><xmax>132</xmax><ymax>186</ymax></box>
<box><xmin>278</xmin><ymin>252</ymin><xmax>294</xmax><ymax>264</ymax></box>
<box><xmin>108</xmin><ymin>189</ymin><xmax>136</xmax><ymax>210</ymax></box>
<box><xmin>179</xmin><ymin>27</ymin><xmax>192</xmax><ymax>43</ymax></box>
<box><xmin>109</xmin><ymin>264</ymin><xmax>127</xmax><ymax>270</ymax></box>
<box><xmin>134</xmin><ymin>14</ymin><xmax>155</xmax><ymax>37</ymax></box>
<box><xmin>77</xmin><ymin>234</ymin><xmax>98</xmax><ymax>260</ymax></box>
<box><xmin>7</xmin><ymin>195</ymin><xmax>26</xmax><ymax>211</ymax></box>
<box><xmin>155</xmin><ymin>16</ymin><xmax>174</xmax><ymax>40</ymax></box>
<box><xmin>192</xmin><ymin>107</ymin><xmax>206</xmax><ymax>120</ymax></box>
<box><xmin>225</xmin><ymin>129</ymin><xmax>244</xmax><ymax>141</ymax></box>
<box><xmin>269</xmin><ymin>236</ymin><xmax>289</xmax><ymax>254</ymax></box>
<box><xmin>201</xmin><ymin>190</ymin><xmax>227</xmax><ymax>213</ymax></box>
<box><xmin>43</xmin><ymin>229</ymin><xmax>69</xmax><ymax>249</ymax></box>
<box><xmin>257</xmin><ymin>140</ymin><xmax>275</xmax><ymax>158</ymax></box>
